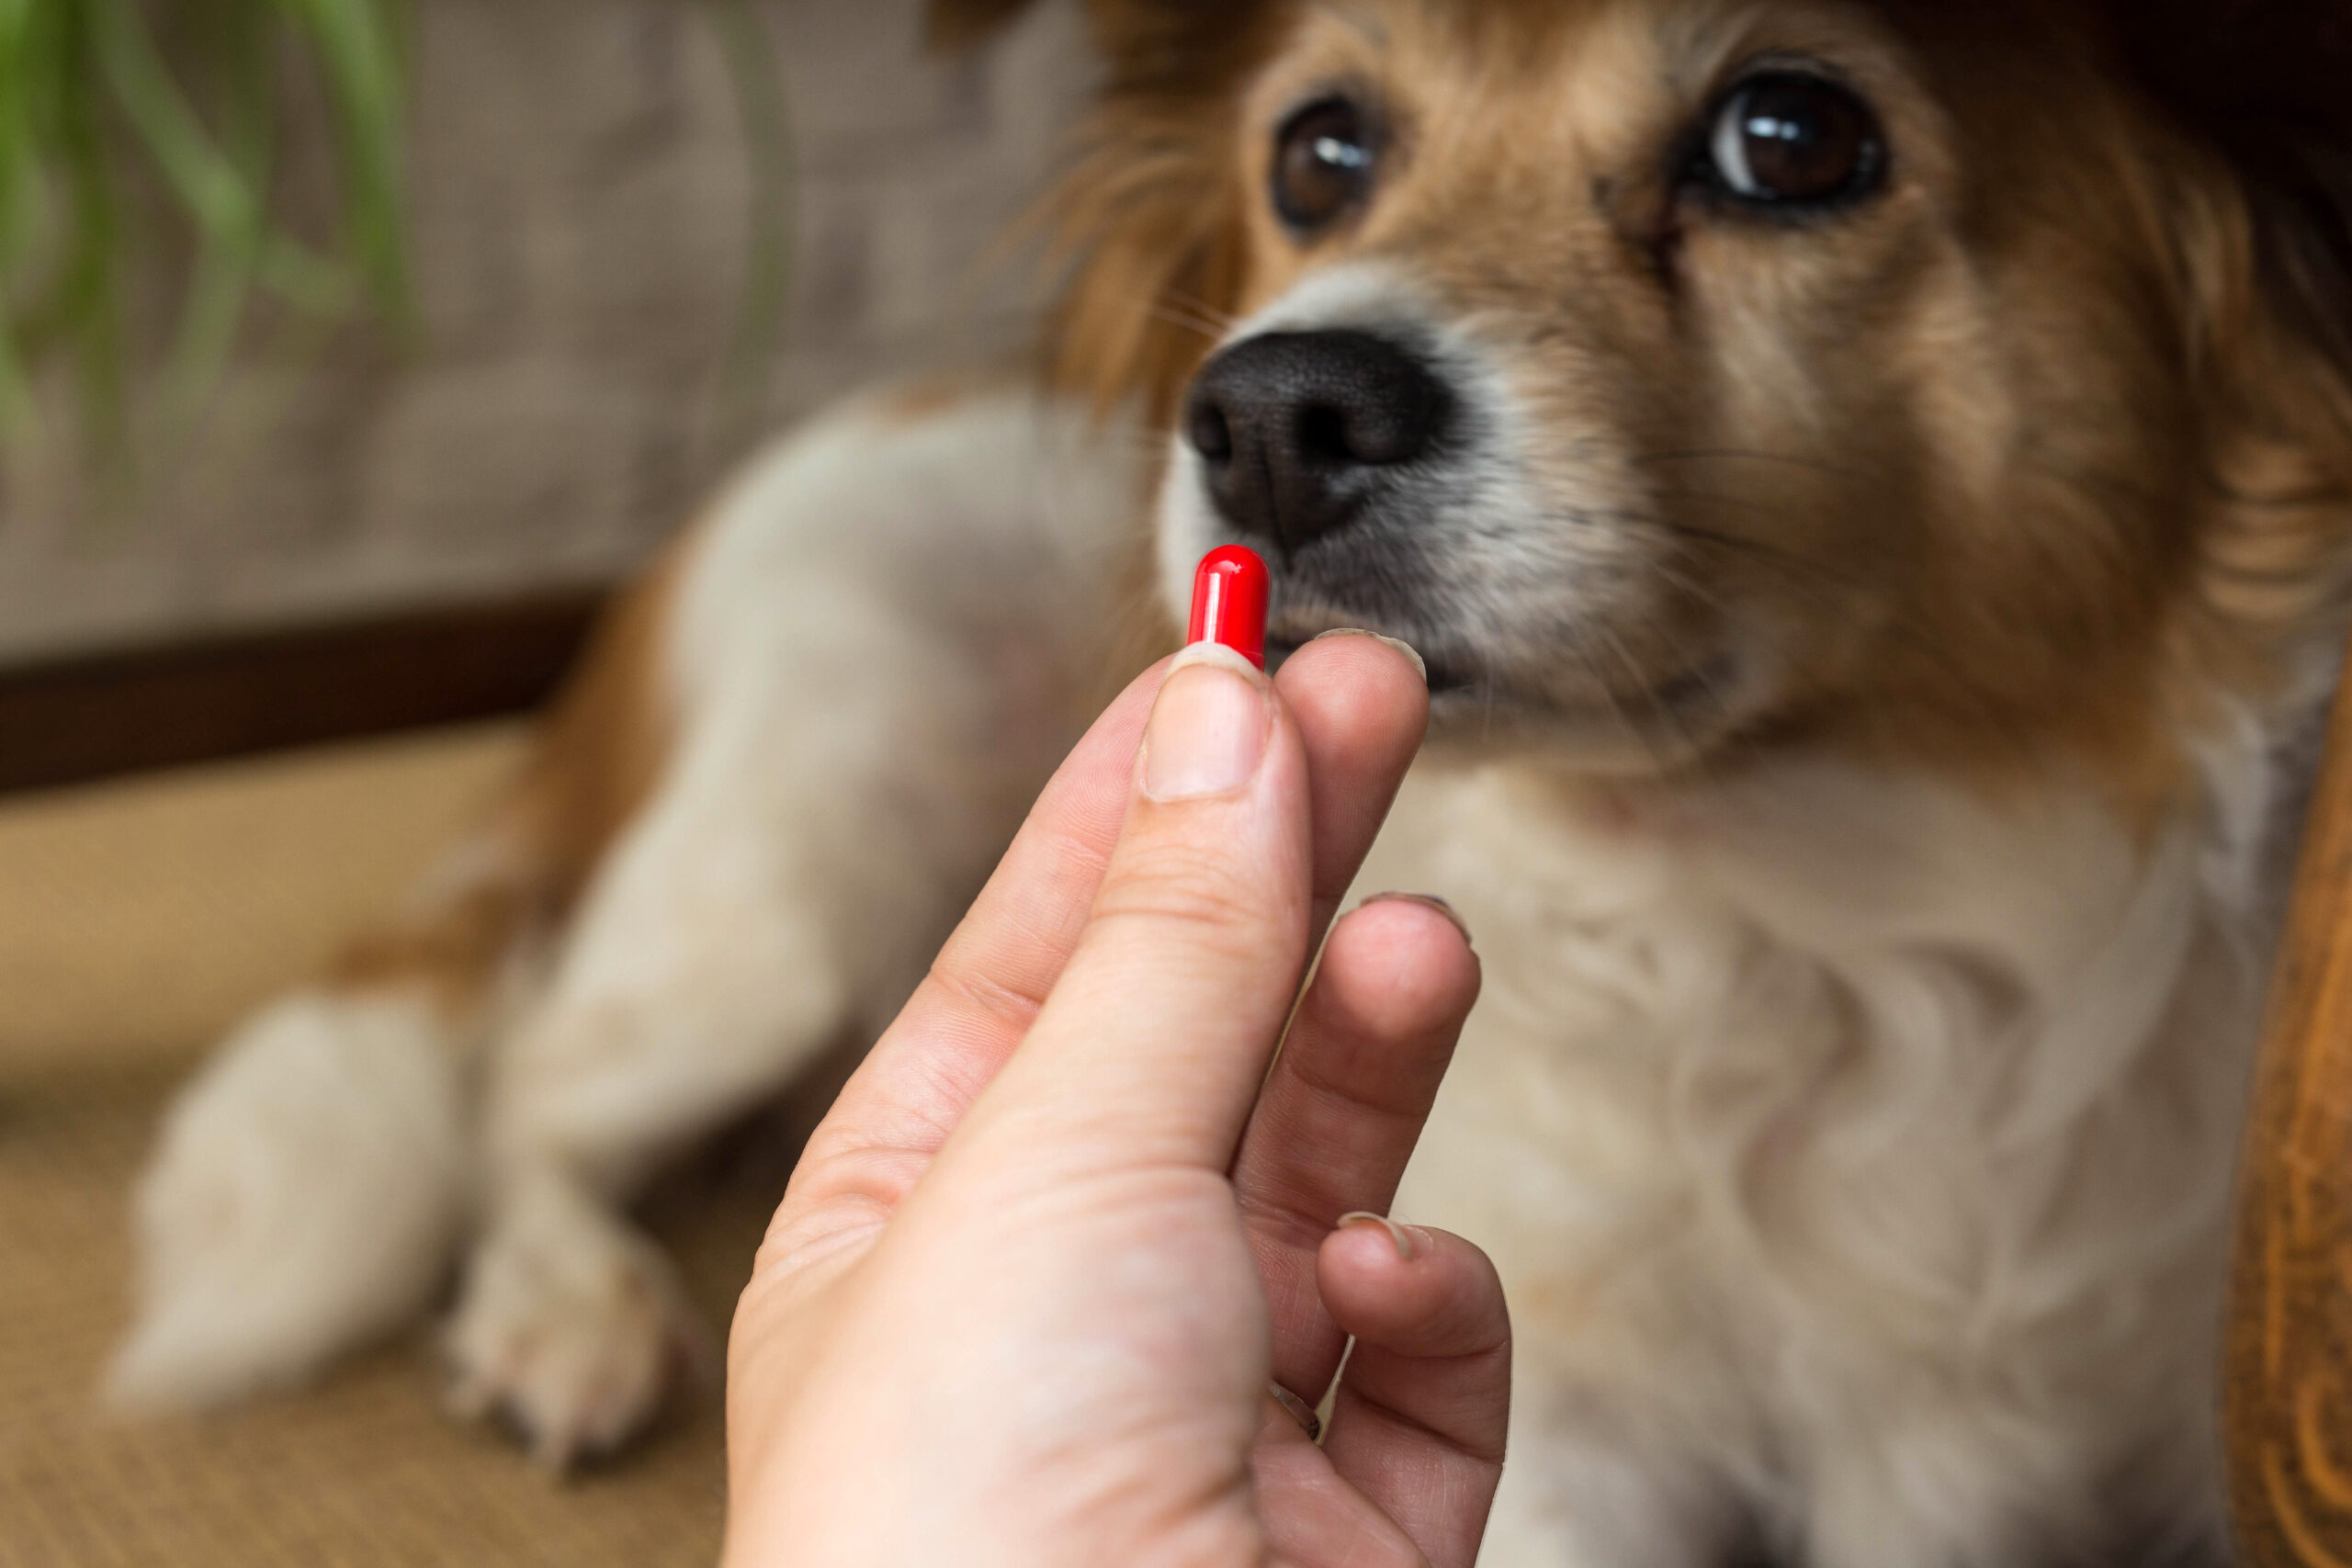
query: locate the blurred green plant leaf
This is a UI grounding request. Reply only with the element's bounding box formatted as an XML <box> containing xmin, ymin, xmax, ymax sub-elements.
<box><xmin>705</xmin><ymin>0</ymin><xmax>793</xmax><ymax>460</ymax></box>
<box><xmin>0</xmin><ymin>0</ymin><xmax>410</xmax><ymax>479</ymax></box>
<box><xmin>1</xmin><ymin>0</ymin><xmax>797</xmax><ymax>499</ymax></box>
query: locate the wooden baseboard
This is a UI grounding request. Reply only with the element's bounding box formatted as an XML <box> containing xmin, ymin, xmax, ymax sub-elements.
<box><xmin>0</xmin><ymin>589</ymin><xmax>607</xmax><ymax>795</ymax></box>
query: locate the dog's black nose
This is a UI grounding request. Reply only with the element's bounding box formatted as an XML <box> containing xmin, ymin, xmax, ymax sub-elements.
<box><xmin>1184</xmin><ymin>331</ymin><xmax>1450</xmax><ymax>548</ymax></box>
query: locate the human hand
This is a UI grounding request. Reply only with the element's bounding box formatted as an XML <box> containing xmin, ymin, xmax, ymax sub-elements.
<box><xmin>723</xmin><ymin>633</ymin><xmax>1507</xmax><ymax>1567</ymax></box>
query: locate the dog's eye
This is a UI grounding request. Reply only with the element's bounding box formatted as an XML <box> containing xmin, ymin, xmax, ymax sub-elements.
<box><xmin>1702</xmin><ymin>73</ymin><xmax>1883</xmax><ymax>209</ymax></box>
<box><xmin>1272</xmin><ymin>97</ymin><xmax>1378</xmax><ymax>232</ymax></box>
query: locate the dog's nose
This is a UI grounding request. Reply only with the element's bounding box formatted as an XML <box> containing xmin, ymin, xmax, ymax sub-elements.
<box><xmin>1184</xmin><ymin>331</ymin><xmax>1450</xmax><ymax>547</ymax></box>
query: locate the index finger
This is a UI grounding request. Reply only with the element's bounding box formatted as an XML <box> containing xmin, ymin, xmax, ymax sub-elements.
<box><xmin>783</xmin><ymin>634</ymin><xmax>1428</xmax><ymax>1221</ymax></box>
<box><xmin>781</xmin><ymin>656</ymin><xmax>1170</xmax><ymax>1219</ymax></box>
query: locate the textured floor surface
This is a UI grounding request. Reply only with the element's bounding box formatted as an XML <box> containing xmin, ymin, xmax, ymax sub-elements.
<box><xmin>0</xmin><ymin>725</ymin><xmax>799</xmax><ymax>1567</ymax></box>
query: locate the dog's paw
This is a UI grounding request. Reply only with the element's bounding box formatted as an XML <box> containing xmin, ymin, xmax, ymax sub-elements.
<box><xmin>444</xmin><ymin>1176</ymin><xmax>708</xmax><ymax>1472</ymax></box>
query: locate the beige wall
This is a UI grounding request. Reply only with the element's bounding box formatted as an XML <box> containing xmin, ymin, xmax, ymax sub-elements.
<box><xmin>0</xmin><ymin>0</ymin><xmax>1089</xmax><ymax>665</ymax></box>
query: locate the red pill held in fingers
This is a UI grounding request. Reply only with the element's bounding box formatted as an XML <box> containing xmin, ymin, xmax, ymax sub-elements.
<box><xmin>1188</xmin><ymin>545</ymin><xmax>1270</xmax><ymax>670</ymax></box>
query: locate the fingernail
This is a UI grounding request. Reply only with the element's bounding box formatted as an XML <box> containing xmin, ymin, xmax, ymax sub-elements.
<box><xmin>1360</xmin><ymin>891</ymin><xmax>1473</xmax><ymax>946</ymax></box>
<box><xmin>1309</xmin><ymin>627</ymin><xmax>1428</xmax><ymax>684</ymax></box>
<box><xmin>1337</xmin><ymin>1211</ymin><xmax>1425</xmax><ymax>1262</ymax></box>
<box><xmin>1143</xmin><ymin>645</ymin><xmax>1271</xmax><ymax>801</ymax></box>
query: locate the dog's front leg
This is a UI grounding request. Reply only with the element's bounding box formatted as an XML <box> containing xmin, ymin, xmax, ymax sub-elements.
<box><xmin>441</xmin><ymin>716</ymin><xmax>870</xmax><ymax>1466</ymax></box>
<box><xmin>443</xmin><ymin>388</ymin><xmax>1145</xmax><ymax>1464</ymax></box>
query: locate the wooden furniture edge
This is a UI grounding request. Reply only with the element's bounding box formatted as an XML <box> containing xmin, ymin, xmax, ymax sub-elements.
<box><xmin>0</xmin><ymin>588</ymin><xmax>605</xmax><ymax>795</ymax></box>
<box><xmin>2231</xmin><ymin>654</ymin><xmax>2352</xmax><ymax>1565</ymax></box>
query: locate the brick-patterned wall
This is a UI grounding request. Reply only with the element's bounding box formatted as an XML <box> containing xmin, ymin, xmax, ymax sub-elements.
<box><xmin>0</xmin><ymin>0</ymin><xmax>1090</xmax><ymax>664</ymax></box>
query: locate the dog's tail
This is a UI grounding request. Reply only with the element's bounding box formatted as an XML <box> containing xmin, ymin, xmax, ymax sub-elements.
<box><xmin>106</xmin><ymin>555</ymin><xmax>685</xmax><ymax>1411</ymax></box>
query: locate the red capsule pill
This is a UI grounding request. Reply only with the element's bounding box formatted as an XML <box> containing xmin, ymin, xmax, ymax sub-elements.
<box><xmin>1187</xmin><ymin>545</ymin><xmax>1270</xmax><ymax>670</ymax></box>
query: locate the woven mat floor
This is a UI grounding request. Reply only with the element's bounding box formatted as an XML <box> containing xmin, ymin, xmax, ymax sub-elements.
<box><xmin>0</xmin><ymin>725</ymin><xmax>797</xmax><ymax>1568</ymax></box>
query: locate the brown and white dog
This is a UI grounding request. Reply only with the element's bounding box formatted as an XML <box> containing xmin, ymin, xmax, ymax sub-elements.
<box><xmin>109</xmin><ymin>1</ymin><xmax>2352</xmax><ymax>1562</ymax></box>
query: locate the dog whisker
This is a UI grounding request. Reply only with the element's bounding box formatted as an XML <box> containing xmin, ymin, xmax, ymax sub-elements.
<box><xmin>1628</xmin><ymin>518</ymin><xmax>2049</xmax><ymax>770</ymax></box>
<box><xmin>1111</xmin><ymin>291</ymin><xmax>1239</xmax><ymax>344</ymax></box>
<box><xmin>1162</xmin><ymin>288</ymin><xmax>1241</xmax><ymax>334</ymax></box>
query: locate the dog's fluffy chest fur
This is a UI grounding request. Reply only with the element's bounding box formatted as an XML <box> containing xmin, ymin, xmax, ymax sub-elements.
<box><xmin>1371</xmin><ymin>743</ymin><xmax>2276</xmax><ymax>1560</ymax></box>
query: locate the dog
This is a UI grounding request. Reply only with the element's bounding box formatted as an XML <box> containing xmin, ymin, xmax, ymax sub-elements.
<box><xmin>108</xmin><ymin>0</ymin><xmax>2352</xmax><ymax>1562</ymax></box>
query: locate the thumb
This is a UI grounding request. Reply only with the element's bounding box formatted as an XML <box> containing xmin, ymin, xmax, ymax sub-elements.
<box><xmin>948</xmin><ymin>641</ymin><xmax>1317</xmax><ymax>1178</ymax></box>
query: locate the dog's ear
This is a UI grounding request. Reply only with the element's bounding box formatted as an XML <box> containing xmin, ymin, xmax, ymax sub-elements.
<box><xmin>924</xmin><ymin>0</ymin><xmax>1283</xmax><ymax>420</ymax></box>
<box><xmin>2096</xmin><ymin>0</ymin><xmax>2352</xmax><ymax>653</ymax></box>
<box><xmin>2109</xmin><ymin>0</ymin><xmax>2352</xmax><ymax>380</ymax></box>
<box><xmin>1032</xmin><ymin>3</ymin><xmax>1287</xmax><ymax>424</ymax></box>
